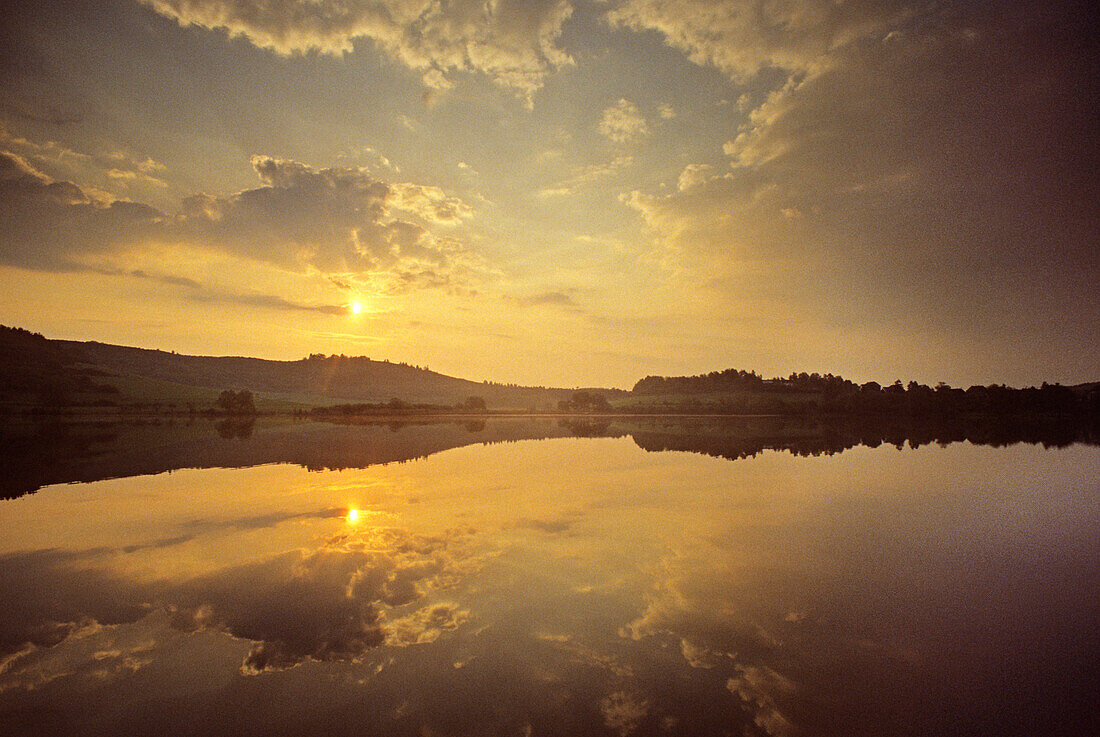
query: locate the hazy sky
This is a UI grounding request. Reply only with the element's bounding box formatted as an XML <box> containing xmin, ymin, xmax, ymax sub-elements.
<box><xmin>0</xmin><ymin>0</ymin><xmax>1096</xmax><ymax>388</ymax></box>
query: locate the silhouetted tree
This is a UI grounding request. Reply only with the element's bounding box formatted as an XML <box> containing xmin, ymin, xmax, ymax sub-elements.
<box><xmin>560</xmin><ymin>391</ymin><xmax>611</xmax><ymax>413</ymax></box>
<box><xmin>217</xmin><ymin>389</ymin><xmax>256</xmax><ymax>415</ymax></box>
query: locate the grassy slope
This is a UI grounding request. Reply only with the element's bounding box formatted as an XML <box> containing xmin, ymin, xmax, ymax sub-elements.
<box><xmin>58</xmin><ymin>339</ymin><xmax>577</xmax><ymax>410</ymax></box>
<box><xmin>95</xmin><ymin>371</ymin><xmax>316</xmax><ymax>412</ymax></box>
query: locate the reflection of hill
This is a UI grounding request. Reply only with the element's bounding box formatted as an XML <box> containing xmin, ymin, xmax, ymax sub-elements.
<box><xmin>0</xmin><ymin>418</ymin><xmax>573</xmax><ymax>499</ymax></box>
<box><xmin>3</xmin><ymin>414</ymin><xmax>1095</xmax><ymax>500</ymax></box>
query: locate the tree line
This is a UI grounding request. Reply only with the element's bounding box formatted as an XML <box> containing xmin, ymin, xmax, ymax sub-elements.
<box><xmin>630</xmin><ymin>368</ymin><xmax>1098</xmax><ymax>417</ymax></box>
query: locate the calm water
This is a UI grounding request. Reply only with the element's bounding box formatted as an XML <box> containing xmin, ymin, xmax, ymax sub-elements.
<box><xmin>0</xmin><ymin>418</ymin><xmax>1096</xmax><ymax>736</ymax></box>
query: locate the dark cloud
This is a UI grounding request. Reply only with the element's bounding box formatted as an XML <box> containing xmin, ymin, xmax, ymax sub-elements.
<box><xmin>171</xmin><ymin>530</ymin><xmax>474</xmax><ymax>672</ymax></box>
<box><xmin>621</xmin><ymin>0</ymin><xmax>1100</xmax><ymax>375</ymax></box>
<box><xmin>90</xmin><ymin>267</ymin><xmax>352</xmax><ymax>314</ymax></box>
<box><xmin>608</xmin><ymin>0</ymin><xmax>908</xmax><ymax>82</ymax></box>
<box><xmin>127</xmin><ymin>269</ymin><xmax>203</xmax><ymax>289</ymax></box>
<box><xmin>179</xmin><ymin>507</ymin><xmax>347</xmax><ymax>533</ymax></box>
<box><xmin>0</xmin><ymin>152</ymin><xmax>476</xmax><ymax>292</ymax></box>
<box><xmin>0</xmin><ymin>152</ymin><xmax>164</xmax><ymax>270</ymax></box>
<box><xmin>119</xmin><ymin>535</ymin><xmax>196</xmax><ymax>554</ymax></box>
<box><xmin>5</xmin><ymin>102</ymin><xmax>85</xmax><ymax>126</ymax></box>
<box><xmin>512</xmin><ymin>509</ymin><xmax>584</xmax><ymax>534</ymax></box>
<box><xmin>179</xmin><ymin>156</ymin><xmax>468</xmax><ymax>280</ymax></box>
<box><xmin>170</xmin><ymin>548</ymin><xmax>391</xmax><ymax>673</ymax></box>
<box><xmin>599</xmin><ymin>691</ymin><xmax>650</xmax><ymax>737</ymax></box>
<box><xmin>726</xmin><ymin>666</ymin><xmax>797</xmax><ymax>737</ymax></box>
<box><xmin>184</xmin><ymin>289</ymin><xmax>350</xmax><ymax>315</ymax></box>
<box><xmin>510</xmin><ymin>291</ymin><xmax>579</xmax><ymax>309</ymax></box>
<box><xmin>0</xmin><ymin>549</ymin><xmax>152</xmax><ymax>655</ymax></box>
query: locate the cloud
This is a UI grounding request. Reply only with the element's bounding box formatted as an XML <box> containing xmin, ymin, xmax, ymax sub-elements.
<box><xmin>675</xmin><ymin>163</ymin><xmax>712</xmax><ymax>192</ymax></box>
<box><xmin>390</xmin><ymin>182</ymin><xmax>474</xmax><ymax>225</ymax></box>
<box><xmin>0</xmin><ymin>550</ymin><xmax>151</xmax><ymax>657</ymax></box>
<box><xmin>5</xmin><ymin>102</ymin><xmax>84</xmax><ymax>126</ymax></box>
<box><xmin>0</xmin><ymin>126</ymin><xmax>169</xmax><ymax>200</ymax></box>
<box><xmin>177</xmin><ymin>531</ymin><xmax>473</xmax><ymax>672</ymax></box>
<box><xmin>534</xmin><ymin>632</ymin><xmax>634</xmax><ymax>678</ymax></box>
<box><xmin>0</xmin><ymin>151</ymin><xmax>479</xmax><ymax>293</ymax></box>
<box><xmin>179</xmin><ymin>156</ymin><xmax>478</xmax><ymax>288</ymax></box>
<box><xmin>0</xmin><ymin>152</ymin><xmax>164</xmax><ymax>270</ymax></box>
<box><xmin>183</xmin><ymin>288</ymin><xmax>351</xmax><ymax>315</ymax></box>
<box><xmin>617</xmin><ymin>1</ymin><xmax>1100</xmax><ymax>367</ymax></box>
<box><xmin>612</xmin><ymin>545</ymin><xmax>802</xmax><ymax>735</ymax></box>
<box><xmin>606</xmin><ymin>0</ymin><xmax>905</xmax><ymax>83</ymax></box>
<box><xmin>536</xmin><ymin>155</ymin><xmax>633</xmax><ymax>197</ymax></box>
<box><xmin>509</xmin><ymin>291</ymin><xmax>579</xmax><ymax>309</ymax></box>
<box><xmin>598</xmin><ymin>99</ymin><xmax>649</xmax><ymax>144</ymax></box>
<box><xmin>93</xmin><ymin>267</ymin><xmax>350</xmax><ymax>313</ymax></box>
<box><xmin>141</xmin><ymin>0</ymin><xmax>574</xmax><ymax>104</ymax></box>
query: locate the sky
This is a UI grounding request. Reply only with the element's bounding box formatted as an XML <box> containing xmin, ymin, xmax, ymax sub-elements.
<box><xmin>0</xmin><ymin>0</ymin><xmax>1097</xmax><ymax>389</ymax></box>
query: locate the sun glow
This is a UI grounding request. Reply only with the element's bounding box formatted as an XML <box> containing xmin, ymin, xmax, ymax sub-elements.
<box><xmin>347</xmin><ymin>508</ymin><xmax>360</xmax><ymax>523</ymax></box>
<box><xmin>350</xmin><ymin>301</ymin><xmax>363</xmax><ymax>314</ymax></box>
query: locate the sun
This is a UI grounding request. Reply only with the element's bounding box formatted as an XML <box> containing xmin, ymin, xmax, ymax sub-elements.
<box><xmin>350</xmin><ymin>301</ymin><xmax>362</xmax><ymax>315</ymax></box>
<box><xmin>347</xmin><ymin>508</ymin><xmax>360</xmax><ymax>523</ymax></box>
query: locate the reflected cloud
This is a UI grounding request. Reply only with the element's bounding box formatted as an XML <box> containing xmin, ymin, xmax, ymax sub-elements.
<box><xmin>180</xmin><ymin>506</ymin><xmax>346</xmax><ymax>533</ymax></box>
<box><xmin>727</xmin><ymin>666</ymin><xmax>797</xmax><ymax>737</ymax></box>
<box><xmin>386</xmin><ymin>603</ymin><xmax>469</xmax><ymax>646</ymax></box>
<box><xmin>0</xmin><ymin>525</ymin><xmax>482</xmax><ymax>680</ymax></box>
<box><xmin>176</xmin><ymin>528</ymin><xmax>478</xmax><ymax>672</ymax></box>
<box><xmin>119</xmin><ymin>535</ymin><xmax>195</xmax><ymax>554</ymax></box>
<box><xmin>679</xmin><ymin>638</ymin><xmax>717</xmax><ymax>669</ymax></box>
<box><xmin>534</xmin><ymin>633</ymin><xmax>633</xmax><ymax>680</ymax></box>
<box><xmin>599</xmin><ymin>690</ymin><xmax>650</xmax><ymax>737</ymax></box>
<box><xmin>0</xmin><ymin>430</ymin><xmax>1093</xmax><ymax>735</ymax></box>
<box><xmin>0</xmin><ymin>616</ymin><xmax>156</xmax><ymax>695</ymax></box>
<box><xmin>511</xmin><ymin>510</ymin><xmax>585</xmax><ymax>534</ymax></box>
<box><xmin>620</xmin><ymin>551</ymin><xmax>779</xmax><ymax>665</ymax></box>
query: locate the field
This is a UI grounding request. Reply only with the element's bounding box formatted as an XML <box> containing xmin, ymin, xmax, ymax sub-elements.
<box><xmin>611</xmin><ymin>389</ymin><xmax>824</xmax><ymax>413</ymax></box>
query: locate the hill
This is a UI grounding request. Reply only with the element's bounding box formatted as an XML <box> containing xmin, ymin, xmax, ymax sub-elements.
<box><xmin>0</xmin><ymin>326</ymin><xmax>594</xmax><ymax>411</ymax></box>
<box><xmin>65</xmin><ymin>340</ymin><xmax>578</xmax><ymax>409</ymax></box>
<box><xmin>3</xmin><ymin>325</ymin><xmax>1094</xmax><ymax>417</ymax></box>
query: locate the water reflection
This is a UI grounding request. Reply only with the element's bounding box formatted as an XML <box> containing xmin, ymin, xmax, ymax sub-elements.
<box><xmin>0</xmin><ymin>421</ymin><xmax>1096</xmax><ymax>736</ymax></box>
<box><xmin>1</xmin><ymin>413</ymin><xmax>1095</xmax><ymax>499</ymax></box>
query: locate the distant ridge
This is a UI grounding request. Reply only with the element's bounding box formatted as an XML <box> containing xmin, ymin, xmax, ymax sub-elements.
<box><xmin>58</xmin><ymin>339</ymin><xmax>578</xmax><ymax>409</ymax></box>
<box><xmin>1</xmin><ymin>325</ymin><xmax>1094</xmax><ymax>416</ymax></box>
<box><xmin>0</xmin><ymin>326</ymin><xmax>596</xmax><ymax>410</ymax></box>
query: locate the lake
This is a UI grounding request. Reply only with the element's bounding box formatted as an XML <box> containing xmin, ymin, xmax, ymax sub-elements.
<box><xmin>0</xmin><ymin>417</ymin><xmax>1097</xmax><ymax>736</ymax></box>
